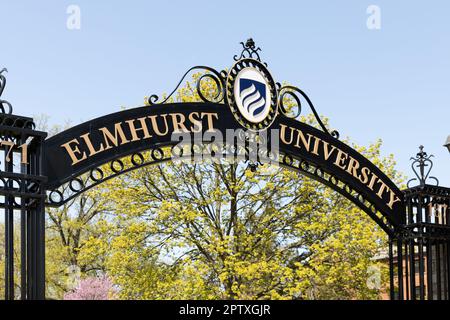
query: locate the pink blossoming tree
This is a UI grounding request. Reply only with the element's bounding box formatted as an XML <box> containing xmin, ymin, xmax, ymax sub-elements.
<box><xmin>64</xmin><ymin>276</ymin><xmax>115</xmax><ymax>300</ymax></box>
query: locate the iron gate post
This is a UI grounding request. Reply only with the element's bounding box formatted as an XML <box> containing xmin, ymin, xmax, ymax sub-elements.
<box><xmin>0</xmin><ymin>116</ymin><xmax>47</xmax><ymax>300</ymax></box>
<box><xmin>399</xmin><ymin>146</ymin><xmax>450</xmax><ymax>300</ymax></box>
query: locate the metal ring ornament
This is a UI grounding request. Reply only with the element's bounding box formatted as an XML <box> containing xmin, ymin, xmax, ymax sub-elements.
<box><xmin>49</xmin><ymin>190</ymin><xmax>64</xmax><ymax>204</ymax></box>
<box><xmin>69</xmin><ymin>178</ymin><xmax>84</xmax><ymax>192</ymax></box>
<box><xmin>151</xmin><ymin>148</ymin><xmax>164</xmax><ymax>161</ymax></box>
<box><xmin>226</xmin><ymin>58</ymin><xmax>278</xmax><ymax>131</ymax></box>
<box><xmin>171</xmin><ymin>145</ymin><xmax>184</xmax><ymax>158</ymax></box>
<box><xmin>131</xmin><ymin>153</ymin><xmax>145</xmax><ymax>166</ymax></box>
<box><xmin>110</xmin><ymin>159</ymin><xmax>124</xmax><ymax>173</ymax></box>
<box><xmin>300</xmin><ymin>160</ymin><xmax>310</xmax><ymax>171</ymax></box>
<box><xmin>197</xmin><ymin>72</ymin><xmax>225</xmax><ymax>103</ymax></box>
<box><xmin>90</xmin><ymin>168</ymin><xmax>104</xmax><ymax>182</ymax></box>
<box><xmin>315</xmin><ymin>167</ymin><xmax>324</xmax><ymax>178</ymax></box>
<box><xmin>279</xmin><ymin>90</ymin><xmax>302</xmax><ymax>119</ymax></box>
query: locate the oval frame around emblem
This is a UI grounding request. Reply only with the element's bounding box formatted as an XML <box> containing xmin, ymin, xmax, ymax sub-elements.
<box><xmin>226</xmin><ymin>58</ymin><xmax>278</xmax><ymax>131</ymax></box>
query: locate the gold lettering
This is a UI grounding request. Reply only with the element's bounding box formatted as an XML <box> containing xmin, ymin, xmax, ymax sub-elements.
<box><xmin>322</xmin><ymin>141</ymin><xmax>337</xmax><ymax>161</ymax></box>
<box><xmin>294</xmin><ymin>130</ymin><xmax>313</xmax><ymax>151</ymax></box>
<box><xmin>170</xmin><ymin>113</ymin><xmax>189</xmax><ymax>133</ymax></box>
<box><xmin>311</xmin><ymin>136</ymin><xmax>321</xmax><ymax>156</ymax></box>
<box><xmin>368</xmin><ymin>172</ymin><xmax>379</xmax><ymax>190</ymax></box>
<box><xmin>334</xmin><ymin>149</ymin><xmax>348</xmax><ymax>170</ymax></box>
<box><xmin>80</xmin><ymin>133</ymin><xmax>105</xmax><ymax>157</ymax></box>
<box><xmin>387</xmin><ymin>189</ymin><xmax>401</xmax><ymax>209</ymax></box>
<box><xmin>359</xmin><ymin>167</ymin><xmax>370</xmax><ymax>184</ymax></box>
<box><xmin>346</xmin><ymin>157</ymin><xmax>360</xmax><ymax>178</ymax></box>
<box><xmin>126</xmin><ymin>117</ymin><xmax>152</xmax><ymax>142</ymax></box>
<box><xmin>99</xmin><ymin>122</ymin><xmax>130</xmax><ymax>150</ymax></box>
<box><xmin>61</xmin><ymin>139</ymin><xmax>87</xmax><ymax>165</ymax></box>
<box><xmin>148</xmin><ymin>114</ymin><xmax>169</xmax><ymax>136</ymax></box>
<box><xmin>201</xmin><ymin>112</ymin><xmax>219</xmax><ymax>132</ymax></box>
<box><xmin>280</xmin><ymin>124</ymin><xmax>295</xmax><ymax>145</ymax></box>
<box><xmin>376</xmin><ymin>179</ymin><xmax>388</xmax><ymax>199</ymax></box>
<box><xmin>189</xmin><ymin>112</ymin><xmax>202</xmax><ymax>133</ymax></box>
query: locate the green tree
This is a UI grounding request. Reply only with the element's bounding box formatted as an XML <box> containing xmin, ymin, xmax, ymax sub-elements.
<box><xmin>33</xmin><ymin>117</ymin><xmax>110</xmax><ymax>299</ymax></box>
<box><xmin>31</xmin><ymin>74</ymin><xmax>403</xmax><ymax>300</ymax></box>
<box><xmin>75</xmin><ymin>74</ymin><xmax>403</xmax><ymax>299</ymax></box>
<box><xmin>45</xmin><ymin>192</ymin><xmax>109</xmax><ymax>299</ymax></box>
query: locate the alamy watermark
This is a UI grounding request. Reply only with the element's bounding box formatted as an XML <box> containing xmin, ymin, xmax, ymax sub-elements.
<box><xmin>366</xmin><ymin>265</ymin><xmax>382</xmax><ymax>290</ymax></box>
<box><xmin>65</xmin><ymin>264</ymin><xmax>81</xmax><ymax>289</ymax></box>
<box><xmin>66</xmin><ymin>5</ymin><xmax>81</xmax><ymax>30</ymax></box>
<box><xmin>366</xmin><ymin>5</ymin><xmax>381</xmax><ymax>30</ymax></box>
<box><xmin>171</xmin><ymin>129</ymin><xmax>280</xmax><ymax>167</ymax></box>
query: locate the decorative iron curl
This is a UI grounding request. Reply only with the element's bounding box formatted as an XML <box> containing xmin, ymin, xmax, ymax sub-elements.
<box><xmin>0</xmin><ymin>68</ymin><xmax>13</xmax><ymax>114</ymax></box>
<box><xmin>147</xmin><ymin>66</ymin><xmax>226</xmax><ymax>105</ymax></box>
<box><xmin>0</xmin><ymin>114</ymin><xmax>35</xmax><ymax>130</ymax></box>
<box><xmin>233</xmin><ymin>38</ymin><xmax>264</xmax><ymax>63</ymax></box>
<box><xmin>278</xmin><ymin>85</ymin><xmax>340</xmax><ymax>139</ymax></box>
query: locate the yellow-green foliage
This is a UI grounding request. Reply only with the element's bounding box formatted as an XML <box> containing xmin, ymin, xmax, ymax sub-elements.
<box><xmin>37</xmin><ymin>74</ymin><xmax>403</xmax><ymax>300</ymax></box>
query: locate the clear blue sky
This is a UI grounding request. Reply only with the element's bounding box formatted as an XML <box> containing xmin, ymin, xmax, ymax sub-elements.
<box><xmin>1</xmin><ymin>0</ymin><xmax>449</xmax><ymax>186</ymax></box>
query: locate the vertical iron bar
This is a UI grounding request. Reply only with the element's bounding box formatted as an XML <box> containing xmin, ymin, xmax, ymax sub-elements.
<box><xmin>20</xmin><ymin>134</ymin><xmax>27</xmax><ymax>300</ymax></box>
<box><xmin>31</xmin><ymin>146</ymin><xmax>38</xmax><ymax>299</ymax></box>
<box><xmin>26</xmin><ymin>208</ymin><xmax>32</xmax><ymax>299</ymax></box>
<box><xmin>409</xmin><ymin>239</ymin><xmax>416</xmax><ymax>300</ymax></box>
<box><xmin>37</xmin><ymin>136</ymin><xmax>46</xmax><ymax>299</ymax></box>
<box><xmin>388</xmin><ymin>238</ymin><xmax>395</xmax><ymax>300</ymax></box>
<box><xmin>417</xmin><ymin>195</ymin><xmax>425</xmax><ymax>299</ymax></box>
<box><xmin>28</xmin><ymin>141</ymin><xmax>37</xmax><ymax>299</ymax></box>
<box><xmin>20</xmin><ymin>187</ymin><xmax>26</xmax><ymax>300</ymax></box>
<box><xmin>397</xmin><ymin>238</ymin><xmax>404</xmax><ymax>300</ymax></box>
<box><xmin>447</xmin><ymin>242</ymin><xmax>450</xmax><ymax>300</ymax></box>
<box><xmin>407</xmin><ymin>196</ymin><xmax>416</xmax><ymax>300</ymax></box>
<box><xmin>389</xmin><ymin>237</ymin><xmax>395</xmax><ymax>300</ymax></box>
<box><xmin>436</xmin><ymin>242</ymin><xmax>442</xmax><ymax>300</ymax></box>
<box><xmin>426</xmin><ymin>238</ymin><xmax>433</xmax><ymax>300</ymax></box>
<box><xmin>404</xmin><ymin>242</ymin><xmax>409</xmax><ymax>300</ymax></box>
<box><xmin>5</xmin><ymin>151</ymin><xmax>14</xmax><ymax>300</ymax></box>
<box><xmin>418</xmin><ymin>238</ymin><xmax>425</xmax><ymax>299</ymax></box>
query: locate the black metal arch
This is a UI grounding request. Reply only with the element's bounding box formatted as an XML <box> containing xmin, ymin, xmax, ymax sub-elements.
<box><xmin>45</xmin><ymin>142</ymin><xmax>399</xmax><ymax>237</ymax></box>
<box><xmin>2</xmin><ymin>39</ymin><xmax>449</xmax><ymax>301</ymax></box>
<box><xmin>42</xmin><ymin>101</ymin><xmax>403</xmax><ymax>237</ymax></box>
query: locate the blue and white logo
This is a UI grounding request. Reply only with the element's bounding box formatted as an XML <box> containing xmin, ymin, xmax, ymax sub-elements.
<box><xmin>234</xmin><ymin>68</ymin><xmax>271</xmax><ymax>123</ymax></box>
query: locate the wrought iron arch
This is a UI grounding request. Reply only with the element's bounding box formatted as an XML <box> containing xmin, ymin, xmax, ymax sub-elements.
<box><xmin>3</xmin><ymin>39</ymin><xmax>449</xmax><ymax>301</ymax></box>
<box><xmin>42</xmin><ymin>101</ymin><xmax>403</xmax><ymax>237</ymax></box>
<box><xmin>45</xmin><ymin>142</ymin><xmax>399</xmax><ymax>238</ymax></box>
<box><xmin>41</xmin><ymin>39</ymin><xmax>404</xmax><ymax>236</ymax></box>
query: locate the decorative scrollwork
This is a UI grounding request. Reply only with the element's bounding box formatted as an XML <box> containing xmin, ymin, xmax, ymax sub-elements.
<box><xmin>278</xmin><ymin>85</ymin><xmax>340</xmax><ymax>139</ymax></box>
<box><xmin>407</xmin><ymin>145</ymin><xmax>439</xmax><ymax>188</ymax></box>
<box><xmin>0</xmin><ymin>68</ymin><xmax>13</xmax><ymax>114</ymax></box>
<box><xmin>233</xmin><ymin>38</ymin><xmax>263</xmax><ymax>63</ymax></box>
<box><xmin>147</xmin><ymin>66</ymin><xmax>226</xmax><ymax>105</ymax></box>
<box><xmin>0</xmin><ymin>114</ymin><xmax>35</xmax><ymax>130</ymax></box>
<box><xmin>0</xmin><ymin>174</ymin><xmax>45</xmax><ymax>209</ymax></box>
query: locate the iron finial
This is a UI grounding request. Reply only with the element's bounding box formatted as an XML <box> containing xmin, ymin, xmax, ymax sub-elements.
<box><xmin>234</xmin><ymin>38</ymin><xmax>263</xmax><ymax>63</ymax></box>
<box><xmin>407</xmin><ymin>145</ymin><xmax>439</xmax><ymax>188</ymax></box>
<box><xmin>245</xmin><ymin>38</ymin><xmax>256</xmax><ymax>49</ymax></box>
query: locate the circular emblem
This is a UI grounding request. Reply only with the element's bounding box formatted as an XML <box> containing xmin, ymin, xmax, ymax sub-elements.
<box><xmin>226</xmin><ymin>59</ymin><xmax>278</xmax><ymax>131</ymax></box>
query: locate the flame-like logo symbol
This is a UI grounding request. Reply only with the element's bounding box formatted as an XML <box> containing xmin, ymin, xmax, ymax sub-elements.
<box><xmin>239</xmin><ymin>79</ymin><xmax>267</xmax><ymax>117</ymax></box>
